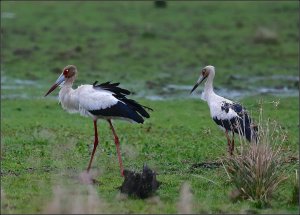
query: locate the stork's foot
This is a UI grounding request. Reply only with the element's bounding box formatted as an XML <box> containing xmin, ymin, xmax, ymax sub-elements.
<box><xmin>230</xmin><ymin>140</ymin><xmax>235</xmax><ymax>155</ymax></box>
<box><xmin>79</xmin><ymin>171</ymin><xmax>94</xmax><ymax>184</ymax></box>
<box><xmin>230</xmin><ymin>134</ymin><xmax>235</xmax><ymax>155</ymax></box>
<box><xmin>78</xmin><ymin>171</ymin><xmax>101</xmax><ymax>185</ymax></box>
<box><xmin>228</xmin><ymin>143</ymin><xmax>234</xmax><ymax>156</ymax></box>
<box><xmin>225</xmin><ymin>130</ymin><xmax>235</xmax><ymax>156</ymax></box>
<box><xmin>227</xmin><ymin>141</ymin><xmax>234</xmax><ymax>156</ymax></box>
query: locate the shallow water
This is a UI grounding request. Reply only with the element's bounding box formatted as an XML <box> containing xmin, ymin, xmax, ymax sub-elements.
<box><xmin>1</xmin><ymin>75</ymin><xmax>298</xmax><ymax>100</ymax></box>
<box><xmin>1</xmin><ymin>12</ymin><xmax>15</xmax><ymax>19</ymax></box>
<box><xmin>140</xmin><ymin>84</ymin><xmax>299</xmax><ymax>101</ymax></box>
<box><xmin>233</xmin><ymin>74</ymin><xmax>299</xmax><ymax>82</ymax></box>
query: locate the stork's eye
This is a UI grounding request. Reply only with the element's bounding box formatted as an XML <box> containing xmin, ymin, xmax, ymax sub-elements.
<box><xmin>63</xmin><ymin>69</ymin><xmax>69</xmax><ymax>75</ymax></box>
<box><xmin>202</xmin><ymin>69</ymin><xmax>206</xmax><ymax>75</ymax></box>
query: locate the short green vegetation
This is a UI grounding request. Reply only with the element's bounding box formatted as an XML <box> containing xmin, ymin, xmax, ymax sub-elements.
<box><xmin>2</xmin><ymin>97</ymin><xmax>298</xmax><ymax>214</ymax></box>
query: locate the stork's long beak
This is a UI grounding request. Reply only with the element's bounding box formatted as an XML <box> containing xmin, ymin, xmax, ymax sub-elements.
<box><xmin>44</xmin><ymin>74</ymin><xmax>65</xmax><ymax>96</ymax></box>
<box><xmin>190</xmin><ymin>75</ymin><xmax>207</xmax><ymax>94</ymax></box>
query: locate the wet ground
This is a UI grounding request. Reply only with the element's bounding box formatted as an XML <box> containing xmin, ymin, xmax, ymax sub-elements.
<box><xmin>2</xmin><ymin>74</ymin><xmax>298</xmax><ymax>100</ymax></box>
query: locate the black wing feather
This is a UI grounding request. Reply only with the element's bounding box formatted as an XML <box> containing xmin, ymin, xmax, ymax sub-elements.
<box><xmin>230</xmin><ymin>103</ymin><xmax>244</xmax><ymax>116</ymax></box>
<box><xmin>119</xmin><ymin>98</ymin><xmax>152</xmax><ymax>118</ymax></box>
<box><xmin>218</xmin><ymin>101</ymin><xmax>258</xmax><ymax>142</ymax></box>
<box><xmin>89</xmin><ymin>101</ymin><xmax>144</xmax><ymax>123</ymax></box>
<box><xmin>93</xmin><ymin>81</ymin><xmax>131</xmax><ymax>96</ymax></box>
<box><xmin>91</xmin><ymin>81</ymin><xmax>152</xmax><ymax>122</ymax></box>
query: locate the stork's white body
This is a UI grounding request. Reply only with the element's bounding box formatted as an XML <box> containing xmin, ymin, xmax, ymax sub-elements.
<box><xmin>59</xmin><ymin>83</ymin><xmax>119</xmax><ymax>119</ymax></box>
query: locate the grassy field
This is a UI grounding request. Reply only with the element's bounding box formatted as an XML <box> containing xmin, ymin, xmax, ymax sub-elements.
<box><xmin>1</xmin><ymin>1</ymin><xmax>299</xmax><ymax>214</ymax></box>
<box><xmin>1</xmin><ymin>97</ymin><xmax>299</xmax><ymax>213</ymax></box>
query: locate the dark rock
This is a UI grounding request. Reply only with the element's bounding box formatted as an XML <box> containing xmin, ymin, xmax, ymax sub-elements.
<box><xmin>235</xmin><ymin>21</ymin><xmax>244</xmax><ymax>28</ymax></box>
<box><xmin>13</xmin><ymin>48</ymin><xmax>32</xmax><ymax>57</ymax></box>
<box><xmin>154</xmin><ymin>0</ymin><xmax>167</xmax><ymax>8</ymax></box>
<box><xmin>141</xmin><ymin>31</ymin><xmax>156</xmax><ymax>39</ymax></box>
<box><xmin>120</xmin><ymin>165</ymin><xmax>160</xmax><ymax>199</ymax></box>
<box><xmin>42</xmin><ymin>26</ymin><xmax>50</xmax><ymax>31</ymax></box>
<box><xmin>74</xmin><ymin>46</ymin><xmax>82</xmax><ymax>53</ymax></box>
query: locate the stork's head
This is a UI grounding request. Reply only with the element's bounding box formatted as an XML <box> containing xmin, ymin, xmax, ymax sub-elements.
<box><xmin>190</xmin><ymin>65</ymin><xmax>215</xmax><ymax>94</ymax></box>
<box><xmin>45</xmin><ymin>65</ymin><xmax>77</xmax><ymax>96</ymax></box>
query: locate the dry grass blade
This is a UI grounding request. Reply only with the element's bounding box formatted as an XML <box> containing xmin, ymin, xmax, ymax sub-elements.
<box><xmin>177</xmin><ymin>182</ymin><xmax>193</xmax><ymax>214</ymax></box>
<box><xmin>43</xmin><ymin>183</ymin><xmax>107</xmax><ymax>214</ymax></box>
<box><xmin>224</xmin><ymin>102</ymin><xmax>289</xmax><ymax>207</ymax></box>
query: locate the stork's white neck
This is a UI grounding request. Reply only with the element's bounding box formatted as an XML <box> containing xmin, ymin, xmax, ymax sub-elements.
<box><xmin>202</xmin><ymin>72</ymin><xmax>216</xmax><ymax>102</ymax></box>
<box><xmin>63</xmin><ymin>76</ymin><xmax>76</xmax><ymax>87</ymax></box>
<box><xmin>58</xmin><ymin>77</ymin><xmax>79</xmax><ymax>113</ymax></box>
<box><xmin>59</xmin><ymin>78</ymin><xmax>74</xmax><ymax>98</ymax></box>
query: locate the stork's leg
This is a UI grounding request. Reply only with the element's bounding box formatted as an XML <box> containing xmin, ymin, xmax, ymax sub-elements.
<box><xmin>225</xmin><ymin>130</ymin><xmax>232</xmax><ymax>156</ymax></box>
<box><xmin>231</xmin><ymin>132</ymin><xmax>235</xmax><ymax>155</ymax></box>
<box><xmin>107</xmin><ymin>119</ymin><xmax>124</xmax><ymax>177</ymax></box>
<box><xmin>86</xmin><ymin>120</ymin><xmax>99</xmax><ymax>172</ymax></box>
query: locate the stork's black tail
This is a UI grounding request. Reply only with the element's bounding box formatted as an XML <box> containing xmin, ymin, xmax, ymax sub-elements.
<box><xmin>119</xmin><ymin>97</ymin><xmax>153</xmax><ymax>118</ymax></box>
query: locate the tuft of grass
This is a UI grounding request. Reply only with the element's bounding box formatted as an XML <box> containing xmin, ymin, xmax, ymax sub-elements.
<box><xmin>224</xmin><ymin>103</ymin><xmax>289</xmax><ymax>207</ymax></box>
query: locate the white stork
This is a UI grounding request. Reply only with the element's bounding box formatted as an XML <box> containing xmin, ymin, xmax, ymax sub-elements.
<box><xmin>190</xmin><ymin>65</ymin><xmax>257</xmax><ymax>155</ymax></box>
<box><xmin>45</xmin><ymin>65</ymin><xmax>152</xmax><ymax>176</ymax></box>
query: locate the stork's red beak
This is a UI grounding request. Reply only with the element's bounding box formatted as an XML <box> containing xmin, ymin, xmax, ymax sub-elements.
<box><xmin>45</xmin><ymin>83</ymin><xmax>59</xmax><ymax>97</ymax></box>
<box><xmin>44</xmin><ymin>74</ymin><xmax>65</xmax><ymax>96</ymax></box>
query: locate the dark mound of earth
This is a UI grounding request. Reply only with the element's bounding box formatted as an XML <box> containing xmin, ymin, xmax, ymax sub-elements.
<box><xmin>120</xmin><ymin>165</ymin><xmax>160</xmax><ymax>199</ymax></box>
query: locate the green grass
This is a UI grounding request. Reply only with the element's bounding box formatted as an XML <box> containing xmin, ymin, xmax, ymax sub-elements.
<box><xmin>1</xmin><ymin>1</ymin><xmax>299</xmax><ymax>214</ymax></box>
<box><xmin>1</xmin><ymin>1</ymin><xmax>298</xmax><ymax>92</ymax></box>
<box><xmin>1</xmin><ymin>97</ymin><xmax>299</xmax><ymax>214</ymax></box>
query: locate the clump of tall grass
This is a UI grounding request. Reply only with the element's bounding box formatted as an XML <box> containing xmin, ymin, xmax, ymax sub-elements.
<box><xmin>224</xmin><ymin>102</ymin><xmax>288</xmax><ymax>207</ymax></box>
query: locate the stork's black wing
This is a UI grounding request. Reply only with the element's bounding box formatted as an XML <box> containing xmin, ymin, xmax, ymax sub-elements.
<box><xmin>214</xmin><ymin>101</ymin><xmax>257</xmax><ymax>142</ymax></box>
<box><xmin>89</xmin><ymin>101</ymin><xmax>146</xmax><ymax>123</ymax></box>
<box><xmin>92</xmin><ymin>81</ymin><xmax>153</xmax><ymax>123</ymax></box>
<box><xmin>93</xmin><ymin>81</ymin><xmax>131</xmax><ymax>97</ymax></box>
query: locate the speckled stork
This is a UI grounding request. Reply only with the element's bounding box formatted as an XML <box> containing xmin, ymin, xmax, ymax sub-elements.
<box><xmin>190</xmin><ymin>65</ymin><xmax>257</xmax><ymax>155</ymax></box>
<box><xmin>45</xmin><ymin>65</ymin><xmax>152</xmax><ymax>176</ymax></box>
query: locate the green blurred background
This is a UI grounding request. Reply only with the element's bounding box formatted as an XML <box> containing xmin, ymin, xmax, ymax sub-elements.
<box><xmin>2</xmin><ymin>1</ymin><xmax>299</xmax><ymax>99</ymax></box>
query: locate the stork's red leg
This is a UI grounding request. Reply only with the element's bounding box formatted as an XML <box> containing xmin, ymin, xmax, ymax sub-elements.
<box><xmin>107</xmin><ymin>119</ymin><xmax>124</xmax><ymax>177</ymax></box>
<box><xmin>231</xmin><ymin>132</ymin><xmax>235</xmax><ymax>154</ymax></box>
<box><xmin>86</xmin><ymin>120</ymin><xmax>99</xmax><ymax>172</ymax></box>
<box><xmin>225</xmin><ymin>130</ymin><xmax>232</xmax><ymax>156</ymax></box>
